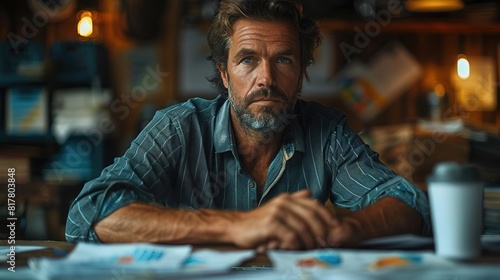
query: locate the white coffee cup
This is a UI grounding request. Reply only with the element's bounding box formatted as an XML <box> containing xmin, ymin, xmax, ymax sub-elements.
<box><xmin>427</xmin><ymin>162</ymin><xmax>484</xmax><ymax>260</ymax></box>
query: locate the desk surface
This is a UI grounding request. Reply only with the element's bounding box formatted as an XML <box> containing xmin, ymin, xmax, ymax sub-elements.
<box><xmin>2</xmin><ymin>240</ymin><xmax>500</xmax><ymax>280</ymax></box>
<box><xmin>2</xmin><ymin>239</ymin><xmax>500</xmax><ymax>269</ymax></box>
<box><xmin>0</xmin><ymin>240</ymin><xmax>272</xmax><ymax>269</ymax></box>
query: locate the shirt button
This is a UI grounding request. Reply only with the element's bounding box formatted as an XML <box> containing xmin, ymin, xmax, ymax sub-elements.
<box><xmin>249</xmin><ymin>182</ymin><xmax>255</xmax><ymax>188</ymax></box>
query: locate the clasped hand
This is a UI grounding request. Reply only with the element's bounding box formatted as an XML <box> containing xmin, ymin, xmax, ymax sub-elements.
<box><xmin>228</xmin><ymin>189</ymin><xmax>357</xmax><ymax>252</ymax></box>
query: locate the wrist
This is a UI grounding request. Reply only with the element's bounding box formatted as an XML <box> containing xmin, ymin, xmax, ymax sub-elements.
<box><xmin>197</xmin><ymin>209</ymin><xmax>245</xmax><ymax>245</ymax></box>
<box><xmin>221</xmin><ymin>211</ymin><xmax>247</xmax><ymax>245</ymax></box>
<box><xmin>328</xmin><ymin>215</ymin><xmax>365</xmax><ymax>247</ymax></box>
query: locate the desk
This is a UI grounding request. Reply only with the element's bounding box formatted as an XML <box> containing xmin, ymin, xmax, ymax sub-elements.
<box><xmin>2</xmin><ymin>239</ymin><xmax>500</xmax><ymax>279</ymax></box>
<box><xmin>0</xmin><ymin>240</ymin><xmax>271</xmax><ymax>268</ymax></box>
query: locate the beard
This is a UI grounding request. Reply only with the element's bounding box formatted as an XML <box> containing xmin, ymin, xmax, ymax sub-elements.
<box><xmin>228</xmin><ymin>83</ymin><xmax>297</xmax><ymax>134</ymax></box>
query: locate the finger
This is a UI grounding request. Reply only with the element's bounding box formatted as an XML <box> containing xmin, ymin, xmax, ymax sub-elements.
<box><xmin>295</xmin><ymin>197</ymin><xmax>339</xmax><ymax>227</ymax></box>
<box><xmin>266</xmin><ymin>240</ymin><xmax>279</xmax><ymax>250</ymax></box>
<box><xmin>258</xmin><ymin>193</ymin><xmax>324</xmax><ymax>250</ymax></box>
<box><xmin>284</xmin><ymin>197</ymin><xmax>338</xmax><ymax>246</ymax></box>
<box><xmin>290</xmin><ymin>191</ymin><xmax>339</xmax><ymax>227</ymax></box>
<box><xmin>279</xmin><ymin>209</ymin><xmax>315</xmax><ymax>249</ymax></box>
<box><xmin>256</xmin><ymin>244</ymin><xmax>267</xmax><ymax>253</ymax></box>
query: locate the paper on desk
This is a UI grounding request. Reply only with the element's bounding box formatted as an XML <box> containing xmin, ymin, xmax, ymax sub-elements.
<box><xmin>28</xmin><ymin>243</ymin><xmax>255</xmax><ymax>280</ymax></box>
<box><xmin>183</xmin><ymin>249</ymin><xmax>255</xmax><ymax>272</ymax></box>
<box><xmin>65</xmin><ymin>242</ymin><xmax>191</xmax><ymax>268</ymax></box>
<box><xmin>0</xmin><ymin>245</ymin><xmax>47</xmax><ymax>261</ymax></box>
<box><xmin>29</xmin><ymin>243</ymin><xmax>192</xmax><ymax>280</ymax></box>
<box><xmin>269</xmin><ymin>249</ymin><xmax>453</xmax><ymax>273</ymax></box>
<box><xmin>373</xmin><ymin>264</ymin><xmax>500</xmax><ymax>280</ymax></box>
<box><xmin>269</xmin><ymin>249</ymin><xmax>486</xmax><ymax>280</ymax></box>
<box><xmin>0</xmin><ymin>267</ymin><xmax>38</xmax><ymax>280</ymax></box>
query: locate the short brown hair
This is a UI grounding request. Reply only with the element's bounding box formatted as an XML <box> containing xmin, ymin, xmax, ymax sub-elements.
<box><xmin>207</xmin><ymin>0</ymin><xmax>321</xmax><ymax>97</ymax></box>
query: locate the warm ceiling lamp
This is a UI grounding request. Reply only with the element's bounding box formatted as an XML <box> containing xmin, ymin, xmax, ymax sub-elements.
<box><xmin>405</xmin><ymin>0</ymin><xmax>464</xmax><ymax>12</ymax></box>
<box><xmin>77</xmin><ymin>11</ymin><xmax>94</xmax><ymax>38</ymax></box>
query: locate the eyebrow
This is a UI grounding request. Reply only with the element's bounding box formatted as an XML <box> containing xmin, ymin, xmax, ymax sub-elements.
<box><xmin>275</xmin><ymin>49</ymin><xmax>296</xmax><ymax>57</ymax></box>
<box><xmin>232</xmin><ymin>48</ymin><xmax>297</xmax><ymax>62</ymax></box>
<box><xmin>233</xmin><ymin>48</ymin><xmax>256</xmax><ymax>62</ymax></box>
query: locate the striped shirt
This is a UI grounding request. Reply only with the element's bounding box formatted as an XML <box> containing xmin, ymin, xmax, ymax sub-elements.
<box><xmin>65</xmin><ymin>95</ymin><xmax>431</xmax><ymax>242</ymax></box>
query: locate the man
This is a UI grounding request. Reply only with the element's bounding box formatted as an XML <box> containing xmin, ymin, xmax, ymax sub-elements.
<box><xmin>66</xmin><ymin>0</ymin><xmax>430</xmax><ymax>251</ymax></box>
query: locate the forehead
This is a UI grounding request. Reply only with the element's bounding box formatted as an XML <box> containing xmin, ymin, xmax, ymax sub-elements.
<box><xmin>229</xmin><ymin>18</ymin><xmax>300</xmax><ymax>53</ymax></box>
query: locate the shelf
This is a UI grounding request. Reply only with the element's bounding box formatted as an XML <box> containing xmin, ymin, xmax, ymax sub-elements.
<box><xmin>0</xmin><ymin>180</ymin><xmax>83</xmax><ymax>204</ymax></box>
<box><xmin>188</xmin><ymin>18</ymin><xmax>500</xmax><ymax>34</ymax></box>
<box><xmin>0</xmin><ymin>133</ymin><xmax>56</xmax><ymax>144</ymax></box>
<box><xmin>319</xmin><ymin>19</ymin><xmax>500</xmax><ymax>34</ymax></box>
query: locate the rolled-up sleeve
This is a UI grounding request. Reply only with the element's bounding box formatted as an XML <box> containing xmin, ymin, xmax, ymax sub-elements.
<box><xmin>326</xmin><ymin>118</ymin><xmax>431</xmax><ymax>236</ymax></box>
<box><xmin>65</xmin><ymin>111</ymin><xmax>182</xmax><ymax>243</ymax></box>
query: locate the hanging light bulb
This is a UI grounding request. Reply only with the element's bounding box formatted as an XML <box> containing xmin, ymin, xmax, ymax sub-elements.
<box><xmin>457</xmin><ymin>55</ymin><xmax>470</xmax><ymax>80</ymax></box>
<box><xmin>434</xmin><ymin>83</ymin><xmax>446</xmax><ymax>98</ymax></box>
<box><xmin>78</xmin><ymin>11</ymin><xmax>93</xmax><ymax>37</ymax></box>
<box><xmin>405</xmin><ymin>0</ymin><xmax>464</xmax><ymax>12</ymax></box>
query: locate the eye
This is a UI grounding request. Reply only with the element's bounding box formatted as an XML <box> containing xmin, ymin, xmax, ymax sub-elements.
<box><xmin>277</xmin><ymin>57</ymin><xmax>292</xmax><ymax>64</ymax></box>
<box><xmin>241</xmin><ymin>57</ymin><xmax>253</xmax><ymax>64</ymax></box>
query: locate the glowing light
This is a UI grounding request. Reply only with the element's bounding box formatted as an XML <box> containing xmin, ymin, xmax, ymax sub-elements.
<box><xmin>405</xmin><ymin>0</ymin><xmax>464</xmax><ymax>12</ymax></box>
<box><xmin>457</xmin><ymin>55</ymin><xmax>470</xmax><ymax>80</ymax></box>
<box><xmin>434</xmin><ymin>83</ymin><xmax>446</xmax><ymax>97</ymax></box>
<box><xmin>78</xmin><ymin>11</ymin><xmax>93</xmax><ymax>37</ymax></box>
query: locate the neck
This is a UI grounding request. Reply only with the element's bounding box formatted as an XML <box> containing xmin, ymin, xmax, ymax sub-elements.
<box><xmin>230</xmin><ymin>109</ymin><xmax>286</xmax><ymax>197</ymax></box>
<box><xmin>230</xmin><ymin>110</ymin><xmax>284</xmax><ymax>165</ymax></box>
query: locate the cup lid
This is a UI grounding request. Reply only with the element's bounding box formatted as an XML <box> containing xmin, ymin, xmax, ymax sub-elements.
<box><xmin>427</xmin><ymin>162</ymin><xmax>483</xmax><ymax>183</ymax></box>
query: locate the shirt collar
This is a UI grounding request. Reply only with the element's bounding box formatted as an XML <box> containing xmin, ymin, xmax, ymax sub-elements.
<box><xmin>213</xmin><ymin>98</ymin><xmax>306</xmax><ymax>155</ymax></box>
<box><xmin>282</xmin><ymin>112</ymin><xmax>305</xmax><ymax>159</ymax></box>
<box><xmin>214</xmin><ymin>99</ymin><xmax>233</xmax><ymax>154</ymax></box>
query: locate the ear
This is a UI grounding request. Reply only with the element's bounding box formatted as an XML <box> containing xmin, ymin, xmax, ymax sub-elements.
<box><xmin>217</xmin><ymin>64</ymin><xmax>229</xmax><ymax>89</ymax></box>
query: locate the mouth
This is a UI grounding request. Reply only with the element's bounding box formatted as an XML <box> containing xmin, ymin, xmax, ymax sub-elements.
<box><xmin>251</xmin><ymin>99</ymin><xmax>284</xmax><ymax>106</ymax></box>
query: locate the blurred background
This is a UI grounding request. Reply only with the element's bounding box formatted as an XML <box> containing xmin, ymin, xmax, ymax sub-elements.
<box><xmin>0</xmin><ymin>0</ymin><xmax>499</xmax><ymax>240</ymax></box>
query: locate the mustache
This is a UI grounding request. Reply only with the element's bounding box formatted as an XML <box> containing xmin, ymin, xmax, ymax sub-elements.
<box><xmin>244</xmin><ymin>87</ymin><xmax>288</xmax><ymax>106</ymax></box>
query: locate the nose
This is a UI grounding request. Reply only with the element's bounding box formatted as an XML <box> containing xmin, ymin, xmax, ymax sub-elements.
<box><xmin>257</xmin><ymin>61</ymin><xmax>276</xmax><ymax>88</ymax></box>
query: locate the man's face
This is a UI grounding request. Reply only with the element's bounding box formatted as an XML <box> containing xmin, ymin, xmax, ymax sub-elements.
<box><xmin>220</xmin><ymin>19</ymin><xmax>302</xmax><ymax>133</ymax></box>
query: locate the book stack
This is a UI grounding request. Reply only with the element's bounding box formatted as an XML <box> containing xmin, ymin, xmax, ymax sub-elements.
<box><xmin>0</xmin><ymin>145</ymin><xmax>46</xmax><ymax>184</ymax></box>
<box><xmin>484</xmin><ymin>186</ymin><xmax>500</xmax><ymax>234</ymax></box>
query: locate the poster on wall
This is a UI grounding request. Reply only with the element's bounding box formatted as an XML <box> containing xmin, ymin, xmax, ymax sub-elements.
<box><xmin>332</xmin><ymin>42</ymin><xmax>422</xmax><ymax>122</ymax></box>
<box><xmin>6</xmin><ymin>87</ymin><xmax>48</xmax><ymax>135</ymax></box>
<box><xmin>452</xmin><ymin>55</ymin><xmax>497</xmax><ymax>111</ymax></box>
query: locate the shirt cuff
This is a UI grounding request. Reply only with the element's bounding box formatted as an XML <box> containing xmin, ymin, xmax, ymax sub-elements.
<box><xmin>360</xmin><ymin>177</ymin><xmax>432</xmax><ymax>236</ymax></box>
<box><xmin>89</xmin><ymin>183</ymin><xmax>156</xmax><ymax>242</ymax></box>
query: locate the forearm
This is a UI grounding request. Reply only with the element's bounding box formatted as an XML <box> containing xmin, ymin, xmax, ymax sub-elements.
<box><xmin>331</xmin><ymin>197</ymin><xmax>423</xmax><ymax>247</ymax></box>
<box><xmin>94</xmin><ymin>202</ymin><xmax>243</xmax><ymax>244</ymax></box>
<box><xmin>94</xmin><ymin>190</ymin><xmax>338</xmax><ymax>251</ymax></box>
